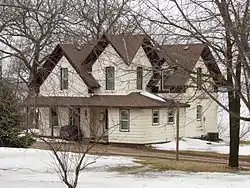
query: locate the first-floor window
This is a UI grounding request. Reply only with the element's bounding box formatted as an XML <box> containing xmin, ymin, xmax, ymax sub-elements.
<box><xmin>120</xmin><ymin>109</ymin><xmax>130</xmax><ymax>131</ymax></box>
<box><xmin>167</xmin><ymin>109</ymin><xmax>174</xmax><ymax>123</ymax></box>
<box><xmin>152</xmin><ymin>109</ymin><xmax>159</xmax><ymax>125</ymax></box>
<box><xmin>50</xmin><ymin>107</ymin><xmax>58</xmax><ymax>127</ymax></box>
<box><xmin>196</xmin><ymin>105</ymin><xmax>202</xmax><ymax>121</ymax></box>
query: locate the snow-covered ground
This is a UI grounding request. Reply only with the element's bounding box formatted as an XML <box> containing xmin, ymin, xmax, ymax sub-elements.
<box><xmin>152</xmin><ymin>138</ymin><xmax>250</xmax><ymax>155</ymax></box>
<box><xmin>1</xmin><ymin>147</ymin><xmax>250</xmax><ymax>188</ymax></box>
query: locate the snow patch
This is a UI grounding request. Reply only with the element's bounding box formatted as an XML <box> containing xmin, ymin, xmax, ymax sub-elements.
<box><xmin>140</xmin><ymin>91</ymin><xmax>166</xmax><ymax>102</ymax></box>
<box><xmin>152</xmin><ymin>138</ymin><xmax>250</xmax><ymax>156</ymax></box>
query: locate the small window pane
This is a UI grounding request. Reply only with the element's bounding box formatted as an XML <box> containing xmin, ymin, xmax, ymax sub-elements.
<box><xmin>137</xmin><ymin>67</ymin><xmax>143</xmax><ymax>89</ymax></box>
<box><xmin>50</xmin><ymin>107</ymin><xmax>58</xmax><ymax>127</ymax></box>
<box><xmin>197</xmin><ymin>68</ymin><xmax>202</xmax><ymax>90</ymax></box>
<box><xmin>162</xmin><ymin>69</ymin><xmax>172</xmax><ymax>90</ymax></box>
<box><xmin>120</xmin><ymin>110</ymin><xmax>129</xmax><ymax>131</ymax></box>
<box><xmin>152</xmin><ymin>109</ymin><xmax>159</xmax><ymax>125</ymax></box>
<box><xmin>61</xmin><ymin>68</ymin><xmax>68</xmax><ymax>90</ymax></box>
<box><xmin>168</xmin><ymin>109</ymin><xmax>174</xmax><ymax>123</ymax></box>
<box><xmin>121</xmin><ymin>121</ymin><xmax>129</xmax><ymax>130</ymax></box>
<box><xmin>106</xmin><ymin>67</ymin><xmax>115</xmax><ymax>90</ymax></box>
<box><xmin>197</xmin><ymin>105</ymin><xmax>202</xmax><ymax>120</ymax></box>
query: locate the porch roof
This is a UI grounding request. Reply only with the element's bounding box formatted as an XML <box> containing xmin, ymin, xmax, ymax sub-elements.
<box><xmin>22</xmin><ymin>92</ymin><xmax>189</xmax><ymax>108</ymax></box>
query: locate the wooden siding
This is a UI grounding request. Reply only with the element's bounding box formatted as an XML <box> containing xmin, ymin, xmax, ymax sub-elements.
<box><xmin>40</xmin><ymin>56</ymin><xmax>88</xmax><ymax>97</ymax></box>
<box><xmin>108</xmin><ymin>108</ymin><xmax>185</xmax><ymax>144</ymax></box>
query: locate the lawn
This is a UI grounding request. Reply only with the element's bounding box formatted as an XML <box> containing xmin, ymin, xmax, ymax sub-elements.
<box><xmin>1</xmin><ymin>147</ymin><xmax>250</xmax><ymax>188</ymax></box>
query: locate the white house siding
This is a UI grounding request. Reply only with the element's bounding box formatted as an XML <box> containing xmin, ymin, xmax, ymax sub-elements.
<box><xmin>40</xmin><ymin>56</ymin><xmax>88</xmax><ymax>97</ymax></box>
<box><xmin>92</xmin><ymin>45</ymin><xmax>153</xmax><ymax>95</ymax></box>
<box><xmin>160</xmin><ymin>57</ymin><xmax>219</xmax><ymax>138</ymax></box>
<box><xmin>108</xmin><ymin>108</ymin><xmax>186</xmax><ymax>144</ymax></box>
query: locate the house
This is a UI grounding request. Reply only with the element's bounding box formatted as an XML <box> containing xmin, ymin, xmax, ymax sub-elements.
<box><xmin>22</xmin><ymin>34</ymin><xmax>221</xmax><ymax>144</ymax></box>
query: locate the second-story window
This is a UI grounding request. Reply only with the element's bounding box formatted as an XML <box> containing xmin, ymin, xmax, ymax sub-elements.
<box><xmin>161</xmin><ymin>69</ymin><xmax>172</xmax><ymax>91</ymax></box>
<box><xmin>60</xmin><ymin>68</ymin><xmax>68</xmax><ymax>90</ymax></box>
<box><xmin>106</xmin><ymin>66</ymin><xmax>115</xmax><ymax>90</ymax></box>
<box><xmin>197</xmin><ymin>67</ymin><xmax>202</xmax><ymax>90</ymax></box>
<box><xmin>136</xmin><ymin>66</ymin><xmax>143</xmax><ymax>89</ymax></box>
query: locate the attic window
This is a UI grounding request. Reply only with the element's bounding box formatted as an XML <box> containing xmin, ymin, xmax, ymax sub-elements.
<box><xmin>197</xmin><ymin>67</ymin><xmax>202</xmax><ymax>90</ymax></box>
<box><xmin>60</xmin><ymin>68</ymin><xmax>68</xmax><ymax>90</ymax></box>
<box><xmin>106</xmin><ymin>66</ymin><xmax>115</xmax><ymax>90</ymax></box>
<box><xmin>161</xmin><ymin>69</ymin><xmax>172</xmax><ymax>91</ymax></box>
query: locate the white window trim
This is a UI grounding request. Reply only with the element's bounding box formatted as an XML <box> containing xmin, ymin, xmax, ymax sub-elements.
<box><xmin>119</xmin><ymin>109</ymin><xmax>130</xmax><ymax>132</ymax></box>
<box><xmin>167</xmin><ymin>109</ymin><xmax>175</xmax><ymax>124</ymax></box>
<box><xmin>161</xmin><ymin>69</ymin><xmax>172</xmax><ymax>91</ymax></box>
<box><xmin>196</xmin><ymin>105</ymin><xmax>202</xmax><ymax>121</ymax></box>
<box><xmin>152</xmin><ymin>109</ymin><xmax>160</xmax><ymax>126</ymax></box>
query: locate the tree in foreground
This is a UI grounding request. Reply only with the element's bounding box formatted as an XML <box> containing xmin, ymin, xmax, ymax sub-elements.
<box><xmin>0</xmin><ymin>82</ymin><xmax>35</xmax><ymax>147</ymax></box>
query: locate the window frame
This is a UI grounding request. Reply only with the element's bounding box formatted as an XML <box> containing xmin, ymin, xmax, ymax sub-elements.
<box><xmin>152</xmin><ymin>109</ymin><xmax>160</xmax><ymax>126</ymax></box>
<box><xmin>197</xmin><ymin>67</ymin><xmax>202</xmax><ymax>90</ymax></box>
<box><xmin>196</xmin><ymin>105</ymin><xmax>202</xmax><ymax>121</ymax></box>
<box><xmin>167</xmin><ymin>108</ymin><xmax>175</xmax><ymax>124</ymax></box>
<box><xmin>60</xmin><ymin>68</ymin><xmax>68</xmax><ymax>90</ymax></box>
<box><xmin>105</xmin><ymin>66</ymin><xmax>115</xmax><ymax>90</ymax></box>
<box><xmin>136</xmin><ymin>66</ymin><xmax>143</xmax><ymax>89</ymax></box>
<box><xmin>119</xmin><ymin>109</ymin><xmax>130</xmax><ymax>132</ymax></box>
<box><xmin>161</xmin><ymin>69</ymin><xmax>172</xmax><ymax>91</ymax></box>
<box><xmin>50</xmin><ymin>107</ymin><xmax>59</xmax><ymax>128</ymax></box>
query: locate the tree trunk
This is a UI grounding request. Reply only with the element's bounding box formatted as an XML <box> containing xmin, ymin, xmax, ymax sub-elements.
<box><xmin>228</xmin><ymin>95</ymin><xmax>240</xmax><ymax>167</ymax></box>
<box><xmin>228</xmin><ymin>52</ymin><xmax>241</xmax><ymax>167</ymax></box>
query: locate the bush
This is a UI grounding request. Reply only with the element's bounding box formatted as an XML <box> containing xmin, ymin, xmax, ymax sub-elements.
<box><xmin>0</xmin><ymin>83</ymin><xmax>36</xmax><ymax>148</ymax></box>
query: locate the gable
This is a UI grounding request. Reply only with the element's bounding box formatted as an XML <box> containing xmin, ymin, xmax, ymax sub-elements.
<box><xmin>147</xmin><ymin>44</ymin><xmax>223</xmax><ymax>88</ymax></box>
<box><xmin>40</xmin><ymin>56</ymin><xmax>88</xmax><ymax>97</ymax></box>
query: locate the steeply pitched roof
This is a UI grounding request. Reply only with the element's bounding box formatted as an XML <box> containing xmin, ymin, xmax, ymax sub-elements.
<box><xmin>32</xmin><ymin>34</ymin><xmax>157</xmax><ymax>90</ymax></box>
<box><xmin>31</xmin><ymin>43</ymin><xmax>100</xmax><ymax>89</ymax></box>
<box><xmin>22</xmin><ymin>92</ymin><xmax>189</xmax><ymax>108</ymax></box>
<box><xmin>147</xmin><ymin>43</ymin><xmax>224</xmax><ymax>87</ymax></box>
<box><xmin>106</xmin><ymin>35</ymin><xmax>150</xmax><ymax>65</ymax></box>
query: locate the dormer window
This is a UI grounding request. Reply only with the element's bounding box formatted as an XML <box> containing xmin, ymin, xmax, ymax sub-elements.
<box><xmin>136</xmin><ymin>66</ymin><xmax>143</xmax><ymax>89</ymax></box>
<box><xmin>105</xmin><ymin>66</ymin><xmax>115</xmax><ymax>90</ymax></box>
<box><xmin>161</xmin><ymin>69</ymin><xmax>172</xmax><ymax>91</ymax></box>
<box><xmin>197</xmin><ymin>67</ymin><xmax>202</xmax><ymax>90</ymax></box>
<box><xmin>60</xmin><ymin>68</ymin><xmax>68</xmax><ymax>90</ymax></box>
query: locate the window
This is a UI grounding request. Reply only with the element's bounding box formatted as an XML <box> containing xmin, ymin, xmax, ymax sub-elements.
<box><xmin>152</xmin><ymin>109</ymin><xmax>159</xmax><ymax>125</ymax></box>
<box><xmin>120</xmin><ymin>109</ymin><xmax>130</xmax><ymax>131</ymax></box>
<box><xmin>60</xmin><ymin>68</ymin><xmax>68</xmax><ymax>90</ymax></box>
<box><xmin>50</xmin><ymin>107</ymin><xmax>58</xmax><ymax>127</ymax></box>
<box><xmin>136</xmin><ymin>66</ymin><xmax>143</xmax><ymax>89</ymax></box>
<box><xmin>161</xmin><ymin>69</ymin><xmax>172</xmax><ymax>90</ymax></box>
<box><xmin>197</xmin><ymin>67</ymin><xmax>202</xmax><ymax>90</ymax></box>
<box><xmin>106</xmin><ymin>66</ymin><xmax>115</xmax><ymax>90</ymax></box>
<box><xmin>167</xmin><ymin>109</ymin><xmax>175</xmax><ymax>123</ymax></box>
<box><xmin>69</xmin><ymin>107</ymin><xmax>80</xmax><ymax>126</ymax></box>
<box><xmin>196</xmin><ymin>105</ymin><xmax>202</xmax><ymax>121</ymax></box>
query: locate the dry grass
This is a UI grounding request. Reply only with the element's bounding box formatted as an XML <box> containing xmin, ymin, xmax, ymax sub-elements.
<box><xmin>240</xmin><ymin>140</ymin><xmax>250</xmax><ymax>145</ymax></box>
<box><xmin>109</xmin><ymin>157</ymin><xmax>250</xmax><ymax>174</ymax></box>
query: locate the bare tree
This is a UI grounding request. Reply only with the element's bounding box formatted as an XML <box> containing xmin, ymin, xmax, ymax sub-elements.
<box><xmin>41</xmin><ymin>138</ymin><xmax>97</xmax><ymax>188</ymax></box>
<box><xmin>135</xmin><ymin>0</ymin><xmax>250</xmax><ymax>167</ymax></box>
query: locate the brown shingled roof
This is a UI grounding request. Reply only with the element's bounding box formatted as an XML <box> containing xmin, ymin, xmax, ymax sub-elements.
<box><xmin>106</xmin><ymin>35</ymin><xmax>149</xmax><ymax>65</ymax></box>
<box><xmin>22</xmin><ymin>92</ymin><xmax>189</xmax><ymax>108</ymax></box>
<box><xmin>31</xmin><ymin>43</ymin><xmax>100</xmax><ymax>89</ymax></box>
<box><xmin>147</xmin><ymin>43</ymin><xmax>224</xmax><ymax>87</ymax></box>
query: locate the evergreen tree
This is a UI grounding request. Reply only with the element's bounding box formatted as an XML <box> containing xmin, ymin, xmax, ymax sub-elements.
<box><xmin>0</xmin><ymin>83</ymin><xmax>35</xmax><ymax>147</ymax></box>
